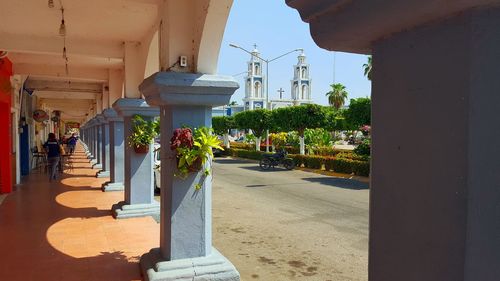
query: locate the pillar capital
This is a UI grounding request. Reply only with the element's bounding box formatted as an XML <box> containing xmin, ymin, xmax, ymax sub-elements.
<box><xmin>102</xmin><ymin>108</ymin><xmax>122</xmax><ymax>122</ymax></box>
<box><xmin>112</xmin><ymin>98</ymin><xmax>159</xmax><ymax>117</ymax></box>
<box><xmin>95</xmin><ymin>114</ymin><xmax>106</xmax><ymax>124</ymax></box>
<box><xmin>140</xmin><ymin>72</ymin><xmax>239</xmax><ymax>107</ymax></box>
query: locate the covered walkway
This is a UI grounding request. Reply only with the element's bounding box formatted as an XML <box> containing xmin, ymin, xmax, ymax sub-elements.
<box><xmin>0</xmin><ymin>144</ymin><xmax>159</xmax><ymax>281</ymax></box>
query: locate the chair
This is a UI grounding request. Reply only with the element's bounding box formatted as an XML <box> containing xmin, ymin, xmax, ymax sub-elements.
<box><xmin>31</xmin><ymin>147</ymin><xmax>47</xmax><ymax>172</ymax></box>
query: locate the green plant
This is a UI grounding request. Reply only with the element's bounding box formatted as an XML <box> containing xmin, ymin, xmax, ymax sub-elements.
<box><xmin>272</xmin><ymin>104</ymin><xmax>327</xmax><ymax>155</ymax></box>
<box><xmin>354</xmin><ymin>138</ymin><xmax>371</xmax><ymax>156</ymax></box>
<box><xmin>270</xmin><ymin>132</ymin><xmax>287</xmax><ymax>148</ymax></box>
<box><xmin>345</xmin><ymin>97</ymin><xmax>371</xmax><ymax>129</ymax></box>
<box><xmin>325</xmin><ymin>83</ymin><xmax>348</xmax><ymax>110</ymax></box>
<box><xmin>171</xmin><ymin>127</ymin><xmax>224</xmax><ymax>182</ymax></box>
<box><xmin>304</xmin><ymin>155</ymin><xmax>325</xmax><ymax>169</ymax></box>
<box><xmin>363</xmin><ymin>56</ymin><xmax>372</xmax><ymax>81</ymax></box>
<box><xmin>128</xmin><ymin>115</ymin><xmax>159</xmax><ymax>148</ymax></box>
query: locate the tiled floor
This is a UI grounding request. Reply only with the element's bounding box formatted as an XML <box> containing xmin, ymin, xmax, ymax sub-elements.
<box><xmin>0</xmin><ymin>145</ymin><xmax>159</xmax><ymax>281</ymax></box>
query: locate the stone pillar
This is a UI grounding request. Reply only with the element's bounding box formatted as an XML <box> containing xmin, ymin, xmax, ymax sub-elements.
<box><xmin>87</xmin><ymin>120</ymin><xmax>95</xmax><ymax>159</ymax></box>
<box><xmin>91</xmin><ymin>116</ymin><xmax>103</xmax><ymax>170</ymax></box>
<box><xmin>96</xmin><ymin>113</ymin><xmax>110</xmax><ymax>178</ymax></box>
<box><xmin>111</xmin><ymin>98</ymin><xmax>160</xmax><ymax>218</ymax></box>
<box><xmin>139</xmin><ymin>72</ymin><xmax>240</xmax><ymax>280</ymax></box>
<box><xmin>369</xmin><ymin>8</ymin><xmax>500</xmax><ymax>281</ymax></box>
<box><xmin>102</xmin><ymin>109</ymin><xmax>125</xmax><ymax>191</ymax></box>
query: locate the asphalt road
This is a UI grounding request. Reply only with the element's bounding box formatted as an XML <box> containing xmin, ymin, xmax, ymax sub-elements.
<box><xmin>211</xmin><ymin>157</ymin><xmax>369</xmax><ymax>281</ymax></box>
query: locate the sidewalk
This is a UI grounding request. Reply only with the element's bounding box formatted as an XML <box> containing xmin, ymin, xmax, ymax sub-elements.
<box><xmin>0</xmin><ymin>144</ymin><xmax>159</xmax><ymax>281</ymax></box>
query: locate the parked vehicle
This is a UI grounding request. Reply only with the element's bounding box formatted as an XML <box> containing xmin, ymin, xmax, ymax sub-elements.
<box><xmin>259</xmin><ymin>149</ymin><xmax>294</xmax><ymax>170</ymax></box>
<box><xmin>153</xmin><ymin>144</ymin><xmax>161</xmax><ymax>191</ymax></box>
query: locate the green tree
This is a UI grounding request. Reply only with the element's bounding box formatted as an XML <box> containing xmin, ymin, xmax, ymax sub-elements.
<box><xmin>212</xmin><ymin>116</ymin><xmax>234</xmax><ymax>148</ymax></box>
<box><xmin>346</xmin><ymin>97</ymin><xmax>371</xmax><ymax>129</ymax></box>
<box><xmin>272</xmin><ymin>104</ymin><xmax>326</xmax><ymax>155</ymax></box>
<box><xmin>234</xmin><ymin>109</ymin><xmax>271</xmax><ymax>151</ymax></box>
<box><xmin>324</xmin><ymin>107</ymin><xmax>348</xmax><ymax>140</ymax></box>
<box><xmin>363</xmin><ymin>56</ymin><xmax>372</xmax><ymax>81</ymax></box>
<box><xmin>325</xmin><ymin>83</ymin><xmax>348</xmax><ymax>109</ymax></box>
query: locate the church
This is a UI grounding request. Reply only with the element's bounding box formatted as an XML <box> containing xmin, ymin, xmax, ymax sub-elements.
<box><xmin>243</xmin><ymin>45</ymin><xmax>313</xmax><ymax>111</ymax></box>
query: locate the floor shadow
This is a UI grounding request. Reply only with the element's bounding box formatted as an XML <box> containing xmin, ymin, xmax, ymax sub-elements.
<box><xmin>214</xmin><ymin>158</ymin><xmax>255</xmax><ymax>165</ymax></box>
<box><xmin>239</xmin><ymin>165</ymin><xmax>292</xmax><ymax>172</ymax></box>
<box><xmin>0</xmin><ymin>144</ymin><xmax>143</xmax><ymax>280</ymax></box>
<box><xmin>302</xmin><ymin>177</ymin><xmax>369</xmax><ymax>190</ymax></box>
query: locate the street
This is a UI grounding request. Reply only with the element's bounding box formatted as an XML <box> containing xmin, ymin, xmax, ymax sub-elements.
<box><xmin>211</xmin><ymin>158</ymin><xmax>369</xmax><ymax>281</ymax></box>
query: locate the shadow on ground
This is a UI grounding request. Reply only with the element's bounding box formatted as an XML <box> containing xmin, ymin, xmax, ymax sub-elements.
<box><xmin>239</xmin><ymin>165</ymin><xmax>292</xmax><ymax>172</ymax></box>
<box><xmin>214</xmin><ymin>158</ymin><xmax>255</xmax><ymax>165</ymax></box>
<box><xmin>302</xmin><ymin>177</ymin><xmax>369</xmax><ymax>190</ymax></box>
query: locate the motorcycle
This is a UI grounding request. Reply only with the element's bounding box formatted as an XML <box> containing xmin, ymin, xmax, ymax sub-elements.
<box><xmin>259</xmin><ymin>149</ymin><xmax>294</xmax><ymax>170</ymax></box>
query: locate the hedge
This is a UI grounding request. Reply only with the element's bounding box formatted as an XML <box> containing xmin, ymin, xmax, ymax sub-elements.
<box><xmin>223</xmin><ymin>148</ymin><xmax>370</xmax><ymax>177</ymax></box>
<box><xmin>223</xmin><ymin>148</ymin><xmax>266</xmax><ymax>160</ymax></box>
<box><xmin>229</xmin><ymin>142</ymin><xmax>254</xmax><ymax>150</ymax></box>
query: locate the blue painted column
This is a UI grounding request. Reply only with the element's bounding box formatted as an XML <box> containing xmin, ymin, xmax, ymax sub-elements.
<box><xmin>92</xmin><ymin>116</ymin><xmax>103</xmax><ymax>170</ymax></box>
<box><xmin>139</xmin><ymin>73</ymin><xmax>240</xmax><ymax>280</ymax></box>
<box><xmin>102</xmin><ymin>109</ymin><xmax>125</xmax><ymax>191</ymax></box>
<box><xmin>96</xmin><ymin>114</ymin><xmax>110</xmax><ymax>178</ymax></box>
<box><xmin>111</xmin><ymin>98</ymin><xmax>160</xmax><ymax>218</ymax></box>
<box><xmin>87</xmin><ymin>120</ymin><xmax>95</xmax><ymax>160</ymax></box>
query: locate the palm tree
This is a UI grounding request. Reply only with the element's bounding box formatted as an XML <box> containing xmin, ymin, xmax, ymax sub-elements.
<box><xmin>325</xmin><ymin>83</ymin><xmax>348</xmax><ymax>110</ymax></box>
<box><xmin>363</xmin><ymin>56</ymin><xmax>372</xmax><ymax>81</ymax></box>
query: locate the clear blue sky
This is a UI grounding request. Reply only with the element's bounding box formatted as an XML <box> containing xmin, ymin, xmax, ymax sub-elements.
<box><xmin>217</xmin><ymin>0</ymin><xmax>372</xmax><ymax>106</ymax></box>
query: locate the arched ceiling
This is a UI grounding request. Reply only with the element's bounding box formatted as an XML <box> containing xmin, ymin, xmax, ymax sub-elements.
<box><xmin>0</xmin><ymin>0</ymin><xmax>161</xmax><ymax>122</ymax></box>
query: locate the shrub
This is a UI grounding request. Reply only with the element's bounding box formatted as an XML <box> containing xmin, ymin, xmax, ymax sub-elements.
<box><xmin>226</xmin><ymin>148</ymin><xmax>265</xmax><ymax>160</ymax></box>
<box><xmin>310</xmin><ymin>146</ymin><xmax>340</xmax><ymax>157</ymax></box>
<box><xmin>229</xmin><ymin>142</ymin><xmax>254</xmax><ymax>150</ymax></box>
<box><xmin>351</xmin><ymin>160</ymin><xmax>370</xmax><ymax>177</ymax></box>
<box><xmin>331</xmin><ymin>158</ymin><xmax>370</xmax><ymax>176</ymax></box>
<box><xmin>324</xmin><ymin>157</ymin><xmax>336</xmax><ymax>171</ymax></box>
<box><xmin>332</xmin><ymin>158</ymin><xmax>353</xmax><ymax>174</ymax></box>
<box><xmin>354</xmin><ymin>138</ymin><xmax>371</xmax><ymax>156</ymax></box>
<box><xmin>289</xmin><ymin>154</ymin><xmax>306</xmax><ymax>167</ymax></box>
<box><xmin>336</xmin><ymin>151</ymin><xmax>370</xmax><ymax>161</ymax></box>
<box><xmin>283</xmin><ymin>146</ymin><xmax>300</xmax><ymax>154</ymax></box>
<box><xmin>304</xmin><ymin>155</ymin><xmax>325</xmax><ymax>169</ymax></box>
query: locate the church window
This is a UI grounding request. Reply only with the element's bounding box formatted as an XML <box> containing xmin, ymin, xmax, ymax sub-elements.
<box><xmin>301</xmin><ymin>68</ymin><xmax>307</xmax><ymax>78</ymax></box>
<box><xmin>255</xmin><ymin>64</ymin><xmax>260</xmax><ymax>76</ymax></box>
<box><xmin>302</xmin><ymin>85</ymin><xmax>307</xmax><ymax>100</ymax></box>
<box><xmin>293</xmin><ymin>84</ymin><xmax>299</xmax><ymax>99</ymax></box>
<box><xmin>254</xmin><ymin>82</ymin><xmax>261</xmax><ymax>98</ymax></box>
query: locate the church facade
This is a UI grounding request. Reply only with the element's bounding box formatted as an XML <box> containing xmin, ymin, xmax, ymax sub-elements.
<box><xmin>243</xmin><ymin>46</ymin><xmax>313</xmax><ymax>111</ymax></box>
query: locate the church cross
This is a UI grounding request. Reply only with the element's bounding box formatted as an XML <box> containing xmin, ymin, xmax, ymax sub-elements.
<box><xmin>277</xmin><ymin>87</ymin><xmax>285</xmax><ymax>99</ymax></box>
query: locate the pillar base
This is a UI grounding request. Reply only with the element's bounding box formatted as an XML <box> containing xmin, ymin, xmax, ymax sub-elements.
<box><xmin>101</xmin><ymin>182</ymin><xmax>125</xmax><ymax>192</ymax></box>
<box><xmin>96</xmin><ymin>170</ymin><xmax>110</xmax><ymax>178</ymax></box>
<box><xmin>92</xmin><ymin>163</ymin><xmax>102</xmax><ymax>169</ymax></box>
<box><xmin>140</xmin><ymin>248</ymin><xmax>240</xmax><ymax>281</ymax></box>
<box><xmin>112</xmin><ymin>201</ymin><xmax>160</xmax><ymax>219</ymax></box>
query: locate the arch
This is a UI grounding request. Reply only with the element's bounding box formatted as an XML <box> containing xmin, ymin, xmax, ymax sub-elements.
<box><xmin>144</xmin><ymin>30</ymin><xmax>160</xmax><ymax>79</ymax></box>
<box><xmin>255</xmin><ymin>64</ymin><xmax>260</xmax><ymax>76</ymax></box>
<box><xmin>196</xmin><ymin>0</ymin><xmax>234</xmax><ymax>74</ymax></box>
<box><xmin>302</xmin><ymin>84</ymin><xmax>307</xmax><ymax>100</ymax></box>
<box><xmin>293</xmin><ymin>84</ymin><xmax>299</xmax><ymax>99</ymax></box>
<box><xmin>301</xmin><ymin>67</ymin><xmax>307</xmax><ymax>78</ymax></box>
<box><xmin>254</xmin><ymin>81</ymin><xmax>262</xmax><ymax>98</ymax></box>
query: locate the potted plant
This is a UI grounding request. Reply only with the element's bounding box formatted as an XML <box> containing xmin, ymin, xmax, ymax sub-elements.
<box><xmin>170</xmin><ymin>126</ymin><xmax>223</xmax><ymax>187</ymax></box>
<box><xmin>128</xmin><ymin>115</ymin><xmax>159</xmax><ymax>153</ymax></box>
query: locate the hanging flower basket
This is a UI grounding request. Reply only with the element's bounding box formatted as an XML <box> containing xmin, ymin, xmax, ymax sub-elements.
<box><xmin>187</xmin><ymin>157</ymin><xmax>202</xmax><ymax>172</ymax></box>
<box><xmin>134</xmin><ymin>144</ymin><xmax>149</xmax><ymax>154</ymax></box>
<box><xmin>127</xmin><ymin>115</ymin><xmax>159</xmax><ymax>154</ymax></box>
<box><xmin>170</xmin><ymin>127</ymin><xmax>224</xmax><ymax>186</ymax></box>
